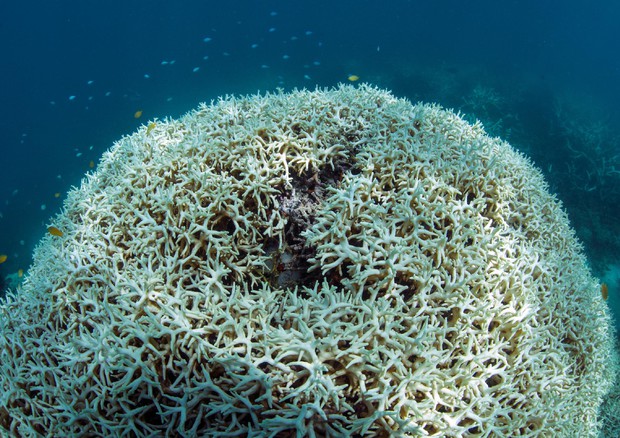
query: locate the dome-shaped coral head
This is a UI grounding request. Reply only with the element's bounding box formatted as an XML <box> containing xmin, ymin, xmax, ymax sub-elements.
<box><xmin>0</xmin><ymin>85</ymin><xmax>615</xmax><ymax>437</ymax></box>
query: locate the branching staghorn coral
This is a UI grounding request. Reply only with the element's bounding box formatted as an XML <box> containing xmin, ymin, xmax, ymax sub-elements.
<box><xmin>0</xmin><ymin>85</ymin><xmax>616</xmax><ymax>437</ymax></box>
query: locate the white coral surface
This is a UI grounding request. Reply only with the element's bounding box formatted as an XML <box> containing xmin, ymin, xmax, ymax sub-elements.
<box><xmin>0</xmin><ymin>85</ymin><xmax>615</xmax><ymax>436</ymax></box>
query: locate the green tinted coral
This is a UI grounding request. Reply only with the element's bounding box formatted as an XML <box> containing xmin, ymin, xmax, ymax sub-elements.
<box><xmin>0</xmin><ymin>85</ymin><xmax>615</xmax><ymax>436</ymax></box>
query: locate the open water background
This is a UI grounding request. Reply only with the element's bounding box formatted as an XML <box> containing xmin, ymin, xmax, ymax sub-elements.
<box><xmin>1</xmin><ymin>1</ymin><xmax>619</xmax><ymax>324</ymax></box>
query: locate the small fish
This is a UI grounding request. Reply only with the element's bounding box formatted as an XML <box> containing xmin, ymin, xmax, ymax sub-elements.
<box><xmin>48</xmin><ymin>226</ymin><xmax>64</xmax><ymax>237</ymax></box>
<box><xmin>54</xmin><ymin>192</ymin><xmax>61</xmax><ymax>198</ymax></box>
<box><xmin>17</xmin><ymin>269</ymin><xmax>23</xmax><ymax>278</ymax></box>
<box><xmin>348</xmin><ymin>75</ymin><xmax>360</xmax><ymax>82</ymax></box>
<box><xmin>134</xmin><ymin>110</ymin><xmax>143</xmax><ymax>119</ymax></box>
<box><xmin>89</xmin><ymin>160</ymin><xmax>95</xmax><ymax>169</ymax></box>
<box><xmin>601</xmin><ymin>283</ymin><xmax>609</xmax><ymax>300</ymax></box>
<box><xmin>0</xmin><ymin>254</ymin><xmax>7</xmax><ymax>264</ymax></box>
<box><xmin>146</xmin><ymin>122</ymin><xmax>157</xmax><ymax>135</ymax></box>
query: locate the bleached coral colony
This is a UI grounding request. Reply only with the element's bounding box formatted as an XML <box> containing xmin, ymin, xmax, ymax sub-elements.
<box><xmin>0</xmin><ymin>85</ymin><xmax>616</xmax><ymax>436</ymax></box>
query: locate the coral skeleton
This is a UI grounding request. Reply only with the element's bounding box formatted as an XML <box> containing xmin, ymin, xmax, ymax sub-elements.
<box><xmin>0</xmin><ymin>85</ymin><xmax>615</xmax><ymax>436</ymax></box>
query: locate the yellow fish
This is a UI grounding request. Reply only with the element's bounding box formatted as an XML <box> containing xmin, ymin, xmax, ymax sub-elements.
<box><xmin>348</xmin><ymin>75</ymin><xmax>360</xmax><ymax>82</ymax></box>
<box><xmin>89</xmin><ymin>160</ymin><xmax>95</xmax><ymax>169</ymax></box>
<box><xmin>0</xmin><ymin>254</ymin><xmax>7</xmax><ymax>264</ymax></box>
<box><xmin>134</xmin><ymin>110</ymin><xmax>143</xmax><ymax>119</ymax></box>
<box><xmin>48</xmin><ymin>226</ymin><xmax>64</xmax><ymax>237</ymax></box>
<box><xmin>601</xmin><ymin>283</ymin><xmax>609</xmax><ymax>300</ymax></box>
<box><xmin>17</xmin><ymin>269</ymin><xmax>23</xmax><ymax>278</ymax></box>
<box><xmin>54</xmin><ymin>192</ymin><xmax>61</xmax><ymax>198</ymax></box>
<box><xmin>146</xmin><ymin>122</ymin><xmax>157</xmax><ymax>135</ymax></box>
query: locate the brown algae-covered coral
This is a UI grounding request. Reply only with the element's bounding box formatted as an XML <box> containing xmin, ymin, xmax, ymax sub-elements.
<box><xmin>0</xmin><ymin>85</ymin><xmax>615</xmax><ymax>436</ymax></box>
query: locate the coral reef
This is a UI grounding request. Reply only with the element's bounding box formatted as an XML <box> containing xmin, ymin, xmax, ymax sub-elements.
<box><xmin>552</xmin><ymin>95</ymin><xmax>620</xmax><ymax>199</ymax></box>
<box><xmin>0</xmin><ymin>85</ymin><xmax>615</xmax><ymax>436</ymax></box>
<box><xmin>599</xmin><ymin>339</ymin><xmax>620</xmax><ymax>437</ymax></box>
